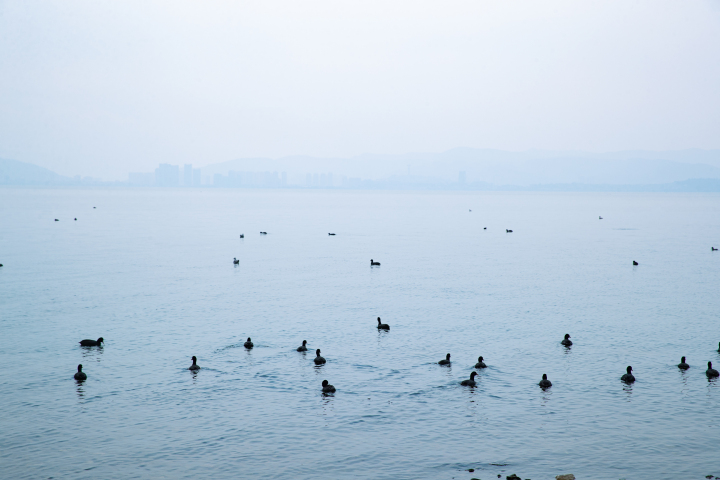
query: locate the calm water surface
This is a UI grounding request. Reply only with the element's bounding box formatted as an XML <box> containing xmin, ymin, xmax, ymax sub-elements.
<box><xmin>1</xmin><ymin>188</ymin><xmax>719</xmax><ymax>480</ymax></box>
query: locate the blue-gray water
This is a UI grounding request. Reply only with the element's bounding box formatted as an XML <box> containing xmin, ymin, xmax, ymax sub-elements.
<box><xmin>1</xmin><ymin>187</ymin><xmax>719</xmax><ymax>480</ymax></box>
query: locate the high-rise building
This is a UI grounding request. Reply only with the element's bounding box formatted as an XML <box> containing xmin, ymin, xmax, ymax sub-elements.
<box><xmin>193</xmin><ymin>169</ymin><xmax>201</xmax><ymax>186</ymax></box>
<box><xmin>183</xmin><ymin>164</ymin><xmax>193</xmax><ymax>186</ymax></box>
<box><xmin>155</xmin><ymin>164</ymin><xmax>180</xmax><ymax>187</ymax></box>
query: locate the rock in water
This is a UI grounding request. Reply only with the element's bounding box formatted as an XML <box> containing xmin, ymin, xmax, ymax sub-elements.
<box><xmin>556</xmin><ymin>475</ymin><xmax>575</xmax><ymax>480</ymax></box>
<box><xmin>507</xmin><ymin>475</ymin><xmax>522</xmax><ymax>480</ymax></box>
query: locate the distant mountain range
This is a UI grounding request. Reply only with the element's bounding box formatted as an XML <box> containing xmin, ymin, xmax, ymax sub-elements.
<box><xmin>0</xmin><ymin>158</ymin><xmax>107</xmax><ymax>186</ymax></box>
<box><xmin>3</xmin><ymin>148</ymin><xmax>720</xmax><ymax>191</ymax></box>
<box><xmin>199</xmin><ymin>148</ymin><xmax>720</xmax><ymax>187</ymax></box>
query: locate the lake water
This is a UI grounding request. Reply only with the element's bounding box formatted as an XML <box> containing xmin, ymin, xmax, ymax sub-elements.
<box><xmin>1</xmin><ymin>187</ymin><xmax>719</xmax><ymax>480</ymax></box>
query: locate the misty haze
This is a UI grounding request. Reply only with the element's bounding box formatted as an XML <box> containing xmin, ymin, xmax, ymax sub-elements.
<box><xmin>1</xmin><ymin>2</ymin><xmax>719</xmax><ymax>480</ymax></box>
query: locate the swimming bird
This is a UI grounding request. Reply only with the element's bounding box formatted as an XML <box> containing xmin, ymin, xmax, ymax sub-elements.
<box><xmin>233</xmin><ymin>257</ymin><xmax>239</xmax><ymax>265</ymax></box>
<box><xmin>297</xmin><ymin>340</ymin><xmax>308</xmax><ymax>352</ymax></box>
<box><xmin>260</xmin><ymin>231</ymin><xmax>267</xmax><ymax>235</ymax></box>
<box><xmin>328</xmin><ymin>233</ymin><xmax>335</xmax><ymax>236</ymax></box>
<box><xmin>539</xmin><ymin>374</ymin><xmax>552</xmax><ymax>389</ymax></box>
<box><xmin>74</xmin><ymin>364</ymin><xmax>87</xmax><ymax>381</ymax></box>
<box><xmin>707</xmin><ymin>361</ymin><xmax>720</xmax><ymax>378</ymax></box>
<box><xmin>713</xmin><ymin>247</ymin><xmax>718</xmax><ymax>251</ymax></box>
<box><xmin>561</xmin><ymin>334</ymin><xmax>572</xmax><ymax>346</ymax></box>
<box><xmin>321</xmin><ymin>379</ymin><xmax>336</xmax><ymax>393</ymax></box>
<box><xmin>370</xmin><ymin>259</ymin><xmax>380</xmax><ymax>266</ymax></box>
<box><xmin>189</xmin><ymin>356</ymin><xmax>200</xmax><ymax>370</ymax></box>
<box><xmin>678</xmin><ymin>356</ymin><xmax>689</xmax><ymax>370</ymax></box>
<box><xmin>483</xmin><ymin>227</ymin><xmax>487</xmax><ymax>230</ymax></box>
<box><xmin>438</xmin><ymin>353</ymin><xmax>451</xmax><ymax>365</ymax></box>
<box><xmin>314</xmin><ymin>349</ymin><xmax>326</xmax><ymax>365</ymax></box>
<box><xmin>506</xmin><ymin>229</ymin><xmax>513</xmax><ymax>233</ymax></box>
<box><xmin>55</xmin><ymin>219</ymin><xmax>59</xmax><ymax>222</ymax></box>
<box><xmin>718</xmin><ymin>341</ymin><xmax>720</xmax><ymax>352</ymax></box>
<box><xmin>461</xmin><ymin>371</ymin><xmax>478</xmax><ymax>386</ymax></box>
<box><xmin>93</xmin><ymin>207</ymin><xmax>96</xmax><ymax>209</ymax></box>
<box><xmin>74</xmin><ymin>218</ymin><xmax>77</xmax><ymax>221</ymax></box>
<box><xmin>377</xmin><ymin>317</ymin><xmax>389</xmax><ymax>330</ymax></box>
<box><xmin>633</xmin><ymin>261</ymin><xmax>639</xmax><ymax>265</ymax></box>
<box><xmin>244</xmin><ymin>337</ymin><xmax>254</xmax><ymax>349</ymax></box>
<box><xmin>621</xmin><ymin>366</ymin><xmax>635</xmax><ymax>383</ymax></box>
<box><xmin>474</xmin><ymin>356</ymin><xmax>487</xmax><ymax>369</ymax></box>
<box><xmin>0</xmin><ymin>263</ymin><xmax>3</xmax><ymax>267</ymax></box>
<box><xmin>79</xmin><ymin>337</ymin><xmax>104</xmax><ymax>347</ymax></box>
<box><xmin>239</xmin><ymin>234</ymin><xmax>244</xmax><ymax>238</ymax></box>
<box><xmin>599</xmin><ymin>216</ymin><xmax>603</xmax><ymax>219</ymax></box>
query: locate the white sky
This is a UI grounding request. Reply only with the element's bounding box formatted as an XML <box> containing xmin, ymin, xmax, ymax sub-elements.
<box><xmin>1</xmin><ymin>0</ymin><xmax>719</xmax><ymax>180</ymax></box>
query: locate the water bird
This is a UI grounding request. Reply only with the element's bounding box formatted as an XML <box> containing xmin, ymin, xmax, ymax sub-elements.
<box><xmin>483</xmin><ymin>227</ymin><xmax>487</xmax><ymax>230</ymax></box>
<box><xmin>93</xmin><ymin>207</ymin><xmax>96</xmax><ymax>209</ymax></box>
<box><xmin>74</xmin><ymin>218</ymin><xmax>77</xmax><ymax>221</ymax></box>
<box><xmin>314</xmin><ymin>349</ymin><xmax>326</xmax><ymax>365</ymax></box>
<box><xmin>633</xmin><ymin>261</ymin><xmax>639</xmax><ymax>265</ymax></box>
<box><xmin>678</xmin><ymin>356</ymin><xmax>689</xmax><ymax>370</ymax></box>
<box><xmin>0</xmin><ymin>264</ymin><xmax>3</xmax><ymax>267</ymax></box>
<box><xmin>712</xmin><ymin>247</ymin><xmax>718</xmax><ymax>251</ymax></box>
<box><xmin>239</xmin><ymin>234</ymin><xmax>244</xmax><ymax>238</ymax></box>
<box><xmin>370</xmin><ymin>259</ymin><xmax>380</xmax><ymax>266</ymax></box>
<box><xmin>54</xmin><ymin>219</ymin><xmax>59</xmax><ymax>221</ymax></box>
<box><xmin>377</xmin><ymin>317</ymin><xmax>389</xmax><ymax>330</ymax></box>
<box><xmin>74</xmin><ymin>364</ymin><xmax>87</xmax><ymax>381</ymax></box>
<box><xmin>438</xmin><ymin>353</ymin><xmax>451</xmax><ymax>365</ymax></box>
<box><xmin>599</xmin><ymin>216</ymin><xmax>603</xmax><ymax>219</ymax></box>
<box><xmin>707</xmin><ymin>362</ymin><xmax>720</xmax><ymax>378</ymax></box>
<box><xmin>189</xmin><ymin>356</ymin><xmax>200</xmax><ymax>370</ymax></box>
<box><xmin>475</xmin><ymin>356</ymin><xmax>487</xmax><ymax>369</ymax></box>
<box><xmin>561</xmin><ymin>334</ymin><xmax>572</xmax><ymax>346</ymax></box>
<box><xmin>260</xmin><ymin>231</ymin><xmax>267</xmax><ymax>235</ymax></box>
<box><xmin>244</xmin><ymin>337</ymin><xmax>254</xmax><ymax>349</ymax></box>
<box><xmin>297</xmin><ymin>340</ymin><xmax>308</xmax><ymax>352</ymax></box>
<box><xmin>328</xmin><ymin>233</ymin><xmax>335</xmax><ymax>236</ymax></box>
<box><xmin>233</xmin><ymin>258</ymin><xmax>239</xmax><ymax>265</ymax></box>
<box><xmin>539</xmin><ymin>374</ymin><xmax>552</xmax><ymax>389</ymax></box>
<box><xmin>321</xmin><ymin>380</ymin><xmax>336</xmax><ymax>393</ymax></box>
<box><xmin>718</xmin><ymin>341</ymin><xmax>720</xmax><ymax>352</ymax></box>
<box><xmin>79</xmin><ymin>337</ymin><xmax>104</xmax><ymax>347</ymax></box>
<box><xmin>621</xmin><ymin>366</ymin><xmax>635</xmax><ymax>383</ymax></box>
<box><xmin>506</xmin><ymin>229</ymin><xmax>513</xmax><ymax>233</ymax></box>
<box><xmin>461</xmin><ymin>371</ymin><xmax>478</xmax><ymax>386</ymax></box>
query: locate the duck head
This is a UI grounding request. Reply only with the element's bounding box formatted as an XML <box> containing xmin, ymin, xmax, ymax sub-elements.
<box><xmin>626</xmin><ymin>366</ymin><xmax>633</xmax><ymax>374</ymax></box>
<box><xmin>316</xmin><ymin>349</ymin><xmax>322</xmax><ymax>356</ymax></box>
<box><xmin>478</xmin><ymin>356</ymin><xmax>484</xmax><ymax>362</ymax></box>
<box><xmin>191</xmin><ymin>356</ymin><xmax>197</xmax><ymax>364</ymax></box>
<box><xmin>77</xmin><ymin>364</ymin><xmax>83</xmax><ymax>372</ymax></box>
<box><xmin>542</xmin><ymin>373</ymin><xmax>548</xmax><ymax>380</ymax></box>
<box><xmin>322</xmin><ymin>380</ymin><xmax>329</xmax><ymax>387</ymax></box>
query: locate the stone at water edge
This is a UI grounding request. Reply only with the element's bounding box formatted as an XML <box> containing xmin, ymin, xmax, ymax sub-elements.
<box><xmin>507</xmin><ymin>475</ymin><xmax>522</xmax><ymax>480</ymax></box>
<box><xmin>556</xmin><ymin>475</ymin><xmax>575</xmax><ymax>480</ymax></box>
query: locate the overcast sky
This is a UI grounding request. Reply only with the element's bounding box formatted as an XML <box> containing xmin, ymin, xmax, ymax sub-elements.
<box><xmin>1</xmin><ymin>0</ymin><xmax>719</xmax><ymax>180</ymax></box>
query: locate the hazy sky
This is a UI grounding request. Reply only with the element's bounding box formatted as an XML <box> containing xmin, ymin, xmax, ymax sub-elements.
<box><xmin>1</xmin><ymin>0</ymin><xmax>719</xmax><ymax>180</ymax></box>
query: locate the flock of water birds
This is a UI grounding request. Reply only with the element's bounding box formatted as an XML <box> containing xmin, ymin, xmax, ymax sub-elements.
<box><xmin>73</xmin><ymin>329</ymin><xmax>720</xmax><ymax>390</ymax></box>
<box><xmin>16</xmin><ymin>213</ymin><xmax>717</xmax><ymax>391</ymax></box>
